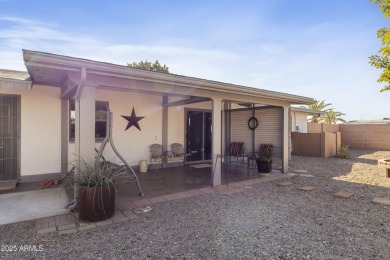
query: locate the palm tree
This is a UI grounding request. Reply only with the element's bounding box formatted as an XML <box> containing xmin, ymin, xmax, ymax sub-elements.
<box><xmin>300</xmin><ymin>100</ymin><xmax>331</xmax><ymax>123</ymax></box>
<box><xmin>321</xmin><ymin>109</ymin><xmax>347</xmax><ymax>124</ymax></box>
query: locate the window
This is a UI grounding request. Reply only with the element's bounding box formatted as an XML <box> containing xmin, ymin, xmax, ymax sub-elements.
<box><xmin>69</xmin><ymin>100</ymin><xmax>109</xmax><ymax>141</ymax></box>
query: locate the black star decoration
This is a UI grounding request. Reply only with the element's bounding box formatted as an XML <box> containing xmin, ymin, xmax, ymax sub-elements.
<box><xmin>121</xmin><ymin>108</ymin><xmax>145</xmax><ymax>131</ymax></box>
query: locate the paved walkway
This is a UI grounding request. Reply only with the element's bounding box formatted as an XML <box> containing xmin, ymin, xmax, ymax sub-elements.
<box><xmin>35</xmin><ymin>173</ymin><xmax>295</xmax><ymax>235</ymax></box>
<box><xmin>0</xmin><ymin>187</ymin><xmax>69</xmax><ymax>225</ymax></box>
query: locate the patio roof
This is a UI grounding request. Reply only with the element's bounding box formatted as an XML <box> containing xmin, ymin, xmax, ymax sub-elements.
<box><xmin>23</xmin><ymin>49</ymin><xmax>315</xmax><ymax>106</ymax></box>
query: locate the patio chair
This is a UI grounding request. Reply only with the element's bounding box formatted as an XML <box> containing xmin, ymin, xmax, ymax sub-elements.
<box><xmin>170</xmin><ymin>143</ymin><xmax>186</xmax><ymax>160</ymax></box>
<box><xmin>227</xmin><ymin>142</ymin><xmax>245</xmax><ymax>165</ymax></box>
<box><xmin>169</xmin><ymin>143</ymin><xmax>187</xmax><ymax>163</ymax></box>
<box><xmin>149</xmin><ymin>144</ymin><xmax>164</xmax><ymax>166</ymax></box>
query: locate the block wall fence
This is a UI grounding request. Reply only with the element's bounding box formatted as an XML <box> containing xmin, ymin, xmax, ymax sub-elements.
<box><xmin>339</xmin><ymin>124</ymin><xmax>390</xmax><ymax>150</ymax></box>
<box><xmin>308</xmin><ymin>123</ymin><xmax>390</xmax><ymax>150</ymax></box>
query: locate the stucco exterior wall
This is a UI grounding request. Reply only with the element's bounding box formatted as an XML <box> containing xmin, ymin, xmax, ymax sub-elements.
<box><xmin>0</xmin><ymin>85</ymin><xmax>62</xmax><ymax>177</ymax></box>
<box><xmin>69</xmin><ymin>89</ymin><xmax>163</xmax><ymax>166</ymax></box>
<box><xmin>340</xmin><ymin>124</ymin><xmax>390</xmax><ymax>150</ymax></box>
<box><xmin>291</xmin><ymin>111</ymin><xmax>308</xmax><ymax>133</ymax></box>
<box><xmin>68</xmin><ymin>92</ymin><xmax>213</xmax><ymax>167</ymax></box>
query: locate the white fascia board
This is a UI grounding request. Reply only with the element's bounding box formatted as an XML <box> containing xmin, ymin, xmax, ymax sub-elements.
<box><xmin>291</xmin><ymin>107</ymin><xmax>325</xmax><ymax>115</ymax></box>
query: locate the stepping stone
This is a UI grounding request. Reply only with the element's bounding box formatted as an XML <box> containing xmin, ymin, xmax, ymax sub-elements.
<box><xmin>299</xmin><ymin>174</ymin><xmax>314</xmax><ymax>178</ymax></box>
<box><xmin>134</xmin><ymin>206</ymin><xmax>152</xmax><ymax>214</ymax></box>
<box><xmin>373</xmin><ymin>197</ymin><xmax>390</xmax><ymax>206</ymax></box>
<box><xmin>294</xmin><ymin>170</ymin><xmax>308</xmax><ymax>173</ymax></box>
<box><xmin>334</xmin><ymin>191</ymin><xmax>354</xmax><ymax>199</ymax></box>
<box><xmin>278</xmin><ymin>181</ymin><xmax>294</xmax><ymax>187</ymax></box>
<box><xmin>298</xmin><ymin>186</ymin><xmax>315</xmax><ymax>192</ymax></box>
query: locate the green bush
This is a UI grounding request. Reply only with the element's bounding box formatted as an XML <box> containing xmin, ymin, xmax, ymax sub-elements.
<box><xmin>336</xmin><ymin>144</ymin><xmax>349</xmax><ymax>159</ymax></box>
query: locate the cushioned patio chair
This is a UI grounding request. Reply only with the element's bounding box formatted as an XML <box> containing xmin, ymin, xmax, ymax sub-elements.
<box><xmin>170</xmin><ymin>143</ymin><xmax>186</xmax><ymax>160</ymax></box>
<box><xmin>227</xmin><ymin>142</ymin><xmax>245</xmax><ymax>165</ymax></box>
<box><xmin>149</xmin><ymin>144</ymin><xmax>163</xmax><ymax>165</ymax></box>
<box><xmin>169</xmin><ymin>143</ymin><xmax>187</xmax><ymax>163</ymax></box>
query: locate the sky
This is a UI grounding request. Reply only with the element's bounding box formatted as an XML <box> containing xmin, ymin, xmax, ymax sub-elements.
<box><xmin>0</xmin><ymin>0</ymin><xmax>388</xmax><ymax>121</ymax></box>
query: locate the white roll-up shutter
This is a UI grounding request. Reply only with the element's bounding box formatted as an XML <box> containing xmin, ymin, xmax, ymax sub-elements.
<box><xmin>255</xmin><ymin>108</ymin><xmax>283</xmax><ymax>157</ymax></box>
<box><xmin>230</xmin><ymin>110</ymin><xmax>253</xmax><ymax>154</ymax></box>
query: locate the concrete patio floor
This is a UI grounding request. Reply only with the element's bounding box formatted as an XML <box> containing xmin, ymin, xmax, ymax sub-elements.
<box><xmin>115</xmin><ymin>161</ymin><xmax>283</xmax><ymax>201</ymax></box>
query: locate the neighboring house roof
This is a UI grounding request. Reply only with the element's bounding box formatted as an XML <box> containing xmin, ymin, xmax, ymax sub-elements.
<box><xmin>22</xmin><ymin>49</ymin><xmax>315</xmax><ymax>105</ymax></box>
<box><xmin>291</xmin><ymin>106</ymin><xmax>325</xmax><ymax>115</ymax></box>
<box><xmin>0</xmin><ymin>69</ymin><xmax>32</xmax><ymax>89</ymax></box>
<box><xmin>0</xmin><ymin>69</ymin><xmax>30</xmax><ymax>81</ymax></box>
<box><xmin>346</xmin><ymin>119</ymin><xmax>390</xmax><ymax>124</ymax></box>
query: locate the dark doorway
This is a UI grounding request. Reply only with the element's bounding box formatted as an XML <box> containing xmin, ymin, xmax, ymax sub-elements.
<box><xmin>0</xmin><ymin>95</ymin><xmax>20</xmax><ymax>181</ymax></box>
<box><xmin>186</xmin><ymin>110</ymin><xmax>212</xmax><ymax>162</ymax></box>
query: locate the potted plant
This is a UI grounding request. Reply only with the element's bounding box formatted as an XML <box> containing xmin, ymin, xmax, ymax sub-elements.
<box><xmin>255</xmin><ymin>145</ymin><xmax>273</xmax><ymax>173</ymax></box>
<box><xmin>68</xmin><ymin>158</ymin><xmax>129</xmax><ymax>222</ymax></box>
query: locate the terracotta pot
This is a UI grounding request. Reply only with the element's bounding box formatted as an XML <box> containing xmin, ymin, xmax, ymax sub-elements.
<box><xmin>256</xmin><ymin>160</ymin><xmax>272</xmax><ymax>173</ymax></box>
<box><xmin>79</xmin><ymin>184</ymin><xmax>115</xmax><ymax>222</ymax></box>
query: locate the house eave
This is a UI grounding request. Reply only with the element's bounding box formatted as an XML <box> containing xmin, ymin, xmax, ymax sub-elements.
<box><xmin>23</xmin><ymin>49</ymin><xmax>315</xmax><ymax>105</ymax></box>
<box><xmin>291</xmin><ymin>107</ymin><xmax>325</xmax><ymax>115</ymax></box>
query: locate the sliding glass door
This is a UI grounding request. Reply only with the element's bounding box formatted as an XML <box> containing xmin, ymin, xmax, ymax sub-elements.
<box><xmin>186</xmin><ymin>110</ymin><xmax>212</xmax><ymax>162</ymax></box>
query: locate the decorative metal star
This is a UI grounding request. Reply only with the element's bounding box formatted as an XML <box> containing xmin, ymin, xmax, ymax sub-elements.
<box><xmin>121</xmin><ymin>108</ymin><xmax>145</xmax><ymax>131</ymax></box>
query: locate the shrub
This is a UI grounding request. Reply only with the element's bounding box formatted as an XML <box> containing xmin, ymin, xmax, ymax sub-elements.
<box><xmin>337</xmin><ymin>144</ymin><xmax>349</xmax><ymax>159</ymax></box>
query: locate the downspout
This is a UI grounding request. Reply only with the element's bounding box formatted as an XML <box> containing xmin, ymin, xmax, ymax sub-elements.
<box><xmin>68</xmin><ymin>67</ymin><xmax>86</xmax><ymax>211</ymax></box>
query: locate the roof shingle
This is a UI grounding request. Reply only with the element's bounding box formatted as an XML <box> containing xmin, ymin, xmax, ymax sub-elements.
<box><xmin>0</xmin><ymin>69</ymin><xmax>30</xmax><ymax>81</ymax></box>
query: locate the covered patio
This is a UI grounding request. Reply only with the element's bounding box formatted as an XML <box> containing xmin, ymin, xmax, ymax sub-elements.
<box><xmin>116</xmin><ymin>158</ymin><xmax>283</xmax><ymax>201</ymax></box>
<box><xmin>0</xmin><ymin>49</ymin><xmax>316</xmax><ymax>211</ymax></box>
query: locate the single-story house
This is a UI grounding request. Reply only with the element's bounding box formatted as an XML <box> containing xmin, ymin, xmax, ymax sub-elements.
<box><xmin>291</xmin><ymin>107</ymin><xmax>324</xmax><ymax>133</ymax></box>
<box><xmin>0</xmin><ymin>49</ymin><xmax>315</xmax><ymax>189</ymax></box>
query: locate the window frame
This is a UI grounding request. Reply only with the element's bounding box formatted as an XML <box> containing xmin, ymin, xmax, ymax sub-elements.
<box><xmin>69</xmin><ymin>100</ymin><xmax>109</xmax><ymax>143</ymax></box>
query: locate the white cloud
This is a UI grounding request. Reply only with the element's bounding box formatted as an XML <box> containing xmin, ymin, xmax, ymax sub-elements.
<box><xmin>0</xmin><ymin>16</ymin><xmax>240</xmax><ymax>70</ymax></box>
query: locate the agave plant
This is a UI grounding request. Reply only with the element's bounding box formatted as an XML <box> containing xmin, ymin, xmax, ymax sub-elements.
<box><xmin>63</xmin><ymin>157</ymin><xmax>134</xmax><ymax>221</ymax></box>
<box><xmin>63</xmin><ymin>156</ymin><xmax>133</xmax><ymax>190</ymax></box>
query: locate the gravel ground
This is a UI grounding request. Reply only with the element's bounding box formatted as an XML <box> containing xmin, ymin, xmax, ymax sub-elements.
<box><xmin>1</xmin><ymin>148</ymin><xmax>390</xmax><ymax>259</ymax></box>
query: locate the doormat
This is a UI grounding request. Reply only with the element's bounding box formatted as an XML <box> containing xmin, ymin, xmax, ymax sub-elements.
<box><xmin>190</xmin><ymin>164</ymin><xmax>212</xmax><ymax>169</ymax></box>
